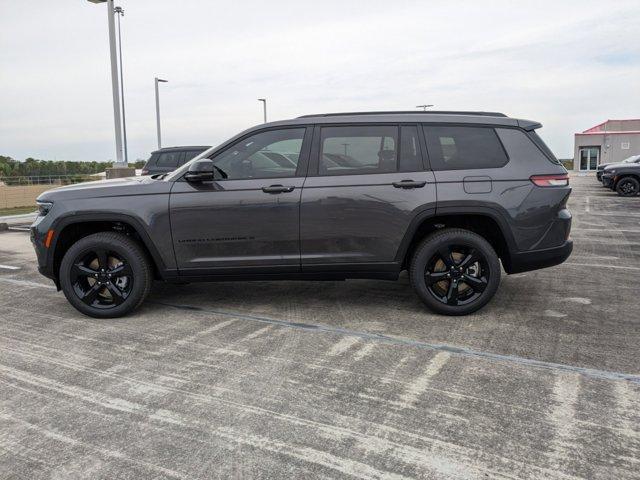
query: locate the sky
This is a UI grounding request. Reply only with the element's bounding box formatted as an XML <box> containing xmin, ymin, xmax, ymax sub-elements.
<box><xmin>1</xmin><ymin>0</ymin><xmax>639</xmax><ymax>162</ymax></box>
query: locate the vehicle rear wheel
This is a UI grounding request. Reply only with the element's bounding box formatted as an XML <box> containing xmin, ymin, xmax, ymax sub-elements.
<box><xmin>616</xmin><ymin>177</ymin><xmax>640</xmax><ymax>197</ymax></box>
<box><xmin>59</xmin><ymin>232</ymin><xmax>152</xmax><ymax>318</ymax></box>
<box><xmin>410</xmin><ymin>228</ymin><xmax>501</xmax><ymax>316</ymax></box>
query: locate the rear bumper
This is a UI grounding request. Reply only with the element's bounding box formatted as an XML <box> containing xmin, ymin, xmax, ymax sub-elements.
<box><xmin>506</xmin><ymin>239</ymin><xmax>573</xmax><ymax>274</ymax></box>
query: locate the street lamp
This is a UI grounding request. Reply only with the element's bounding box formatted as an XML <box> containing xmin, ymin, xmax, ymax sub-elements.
<box><xmin>416</xmin><ymin>104</ymin><xmax>434</xmax><ymax>111</ymax></box>
<box><xmin>114</xmin><ymin>6</ymin><xmax>128</xmax><ymax>164</ymax></box>
<box><xmin>87</xmin><ymin>0</ymin><xmax>124</xmax><ymax>165</ymax></box>
<box><xmin>258</xmin><ymin>98</ymin><xmax>267</xmax><ymax>123</ymax></box>
<box><xmin>155</xmin><ymin>77</ymin><xmax>168</xmax><ymax>149</ymax></box>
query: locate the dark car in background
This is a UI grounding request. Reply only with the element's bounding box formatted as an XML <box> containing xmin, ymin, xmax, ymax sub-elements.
<box><xmin>602</xmin><ymin>160</ymin><xmax>640</xmax><ymax>196</ymax></box>
<box><xmin>141</xmin><ymin>146</ymin><xmax>210</xmax><ymax>175</ymax></box>
<box><xmin>596</xmin><ymin>154</ymin><xmax>640</xmax><ymax>182</ymax></box>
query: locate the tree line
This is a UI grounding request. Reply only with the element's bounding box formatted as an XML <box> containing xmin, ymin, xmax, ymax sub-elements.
<box><xmin>0</xmin><ymin>156</ymin><xmax>146</xmax><ymax>177</ymax></box>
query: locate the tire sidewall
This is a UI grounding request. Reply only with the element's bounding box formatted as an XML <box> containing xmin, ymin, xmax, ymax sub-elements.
<box><xmin>60</xmin><ymin>233</ymin><xmax>149</xmax><ymax>318</ymax></box>
<box><xmin>410</xmin><ymin>230</ymin><xmax>501</xmax><ymax>316</ymax></box>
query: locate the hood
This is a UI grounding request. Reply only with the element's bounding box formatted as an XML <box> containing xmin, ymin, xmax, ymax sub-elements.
<box><xmin>603</xmin><ymin>163</ymin><xmax>638</xmax><ymax>172</ymax></box>
<box><xmin>37</xmin><ymin>175</ymin><xmax>172</xmax><ymax>202</ymax></box>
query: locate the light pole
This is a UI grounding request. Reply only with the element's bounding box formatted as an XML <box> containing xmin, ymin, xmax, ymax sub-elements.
<box><xmin>258</xmin><ymin>98</ymin><xmax>267</xmax><ymax>123</ymax></box>
<box><xmin>87</xmin><ymin>0</ymin><xmax>124</xmax><ymax>165</ymax></box>
<box><xmin>155</xmin><ymin>77</ymin><xmax>168</xmax><ymax>149</ymax></box>
<box><xmin>114</xmin><ymin>6</ymin><xmax>128</xmax><ymax>164</ymax></box>
<box><xmin>416</xmin><ymin>104</ymin><xmax>434</xmax><ymax>111</ymax></box>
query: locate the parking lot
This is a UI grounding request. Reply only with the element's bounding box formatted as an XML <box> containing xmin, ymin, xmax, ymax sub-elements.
<box><xmin>0</xmin><ymin>175</ymin><xmax>638</xmax><ymax>479</ymax></box>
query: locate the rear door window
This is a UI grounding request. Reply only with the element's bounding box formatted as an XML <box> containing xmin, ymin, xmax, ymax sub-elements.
<box><xmin>423</xmin><ymin>125</ymin><xmax>508</xmax><ymax>170</ymax></box>
<box><xmin>156</xmin><ymin>151</ymin><xmax>181</xmax><ymax>168</ymax></box>
<box><xmin>180</xmin><ymin>151</ymin><xmax>201</xmax><ymax>166</ymax></box>
<box><xmin>319</xmin><ymin>125</ymin><xmax>398</xmax><ymax>175</ymax></box>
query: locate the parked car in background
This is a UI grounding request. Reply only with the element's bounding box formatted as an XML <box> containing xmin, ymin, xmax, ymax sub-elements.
<box><xmin>596</xmin><ymin>154</ymin><xmax>640</xmax><ymax>182</ymax></box>
<box><xmin>31</xmin><ymin>111</ymin><xmax>572</xmax><ymax>318</ymax></box>
<box><xmin>602</xmin><ymin>160</ymin><xmax>640</xmax><ymax>196</ymax></box>
<box><xmin>141</xmin><ymin>146</ymin><xmax>210</xmax><ymax>176</ymax></box>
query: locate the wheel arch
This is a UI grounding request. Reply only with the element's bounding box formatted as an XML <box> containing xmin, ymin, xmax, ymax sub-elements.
<box><xmin>396</xmin><ymin>209</ymin><xmax>516</xmax><ymax>272</ymax></box>
<box><xmin>49</xmin><ymin>213</ymin><xmax>168</xmax><ymax>283</ymax></box>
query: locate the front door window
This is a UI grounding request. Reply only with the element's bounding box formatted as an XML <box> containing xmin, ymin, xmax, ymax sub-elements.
<box><xmin>579</xmin><ymin>147</ymin><xmax>600</xmax><ymax>171</ymax></box>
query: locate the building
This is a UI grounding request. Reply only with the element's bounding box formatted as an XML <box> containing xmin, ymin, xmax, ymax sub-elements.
<box><xmin>574</xmin><ymin>119</ymin><xmax>640</xmax><ymax>171</ymax></box>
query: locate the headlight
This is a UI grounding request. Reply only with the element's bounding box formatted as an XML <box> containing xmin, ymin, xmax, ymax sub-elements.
<box><xmin>37</xmin><ymin>201</ymin><xmax>53</xmax><ymax>216</ymax></box>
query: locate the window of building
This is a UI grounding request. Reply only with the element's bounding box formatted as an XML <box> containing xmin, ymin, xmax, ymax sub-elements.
<box><xmin>423</xmin><ymin>126</ymin><xmax>509</xmax><ymax>170</ymax></box>
<box><xmin>319</xmin><ymin>126</ymin><xmax>398</xmax><ymax>176</ymax></box>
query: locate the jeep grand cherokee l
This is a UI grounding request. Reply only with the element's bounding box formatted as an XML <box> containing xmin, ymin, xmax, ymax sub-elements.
<box><xmin>31</xmin><ymin>111</ymin><xmax>573</xmax><ymax>318</ymax></box>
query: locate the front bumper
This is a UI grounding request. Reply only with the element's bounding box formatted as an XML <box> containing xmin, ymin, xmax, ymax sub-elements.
<box><xmin>506</xmin><ymin>239</ymin><xmax>573</xmax><ymax>274</ymax></box>
<box><xmin>602</xmin><ymin>174</ymin><xmax>614</xmax><ymax>188</ymax></box>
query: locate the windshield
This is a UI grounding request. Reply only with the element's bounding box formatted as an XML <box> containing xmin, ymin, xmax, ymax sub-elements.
<box><xmin>622</xmin><ymin>155</ymin><xmax>640</xmax><ymax>163</ymax></box>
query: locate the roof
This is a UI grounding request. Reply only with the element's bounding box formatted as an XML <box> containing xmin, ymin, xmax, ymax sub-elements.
<box><xmin>152</xmin><ymin>146</ymin><xmax>211</xmax><ymax>153</ymax></box>
<box><xmin>260</xmin><ymin>111</ymin><xmax>541</xmax><ymax>131</ymax></box>
<box><xmin>579</xmin><ymin>119</ymin><xmax>640</xmax><ymax>135</ymax></box>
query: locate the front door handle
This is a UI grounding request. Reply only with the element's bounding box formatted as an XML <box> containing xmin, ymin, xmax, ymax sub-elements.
<box><xmin>262</xmin><ymin>184</ymin><xmax>295</xmax><ymax>194</ymax></box>
<box><xmin>392</xmin><ymin>180</ymin><xmax>427</xmax><ymax>189</ymax></box>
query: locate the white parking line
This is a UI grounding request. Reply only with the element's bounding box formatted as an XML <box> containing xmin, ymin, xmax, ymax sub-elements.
<box><xmin>0</xmin><ymin>277</ymin><xmax>56</xmax><ymax>289</ymax></box>
<box><xmin>571</xmin><ymin>228</ymin><xmax>640</xmax><ymax>234</ymax></box>
<box><xmin>564</xmin><ymin>263</ymin><xmax>640</xmax><ymax>272</ymax></box>
<box><xmin>585</xmin><ymin>196</ymin><xmax>590</xmax><ymax>213</ymax></box>
<box><xmin>0</xmin><ymin>265</ymin><xmax>21</xmax><ymax>270</ymax></box>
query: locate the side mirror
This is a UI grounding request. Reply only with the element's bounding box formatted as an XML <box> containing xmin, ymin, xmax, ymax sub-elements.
<box><xmin>184</xmin><ymin>159</ymin><xmax>215</xmax><ymax>182</ymax></box>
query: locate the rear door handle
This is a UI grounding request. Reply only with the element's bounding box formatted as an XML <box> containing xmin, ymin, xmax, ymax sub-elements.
<box><xmin>262</xmin><ymin>184</ymin><xmax>295</xmax><ymax>194</ymax></box>
<box><xmin>392</xmin><ymin>180</ymin><xmax>427</xmax><ymax>189</ymax></box>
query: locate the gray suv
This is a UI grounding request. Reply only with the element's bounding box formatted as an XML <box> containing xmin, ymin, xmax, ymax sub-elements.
<box><xmin>141</xmin><ymin>146</ymin><xmax>210</xmax><ymax>176</ymax></box>
<box><xmin>31</xmin><ymin>111</ymin><xmax>573</xmax><ymax>318</ymax></box>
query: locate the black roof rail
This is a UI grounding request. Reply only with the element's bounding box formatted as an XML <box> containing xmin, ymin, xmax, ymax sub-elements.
<box><xmin>298</xmin><ymin>111</ymin><xmax>508</xmax><ymax>118</ymax></box>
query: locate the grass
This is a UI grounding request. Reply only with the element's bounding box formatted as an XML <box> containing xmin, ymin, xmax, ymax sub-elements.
<box><xmin>0</xmin><ymin>206</ymin><xmax>37</xmax><ymax>216</ymax></box>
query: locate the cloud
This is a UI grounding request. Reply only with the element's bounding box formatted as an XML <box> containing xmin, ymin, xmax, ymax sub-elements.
<box><xmin>1</xmin><ymin>0</ymin><xmax>639</xmax><ymax>161</ymax></box>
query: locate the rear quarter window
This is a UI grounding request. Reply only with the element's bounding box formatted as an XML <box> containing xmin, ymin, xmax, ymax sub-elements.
<box><xmin>496</xmin><ymin>128</ymin><xmax>560</xmax><ymax>166</ymax></box>
<box><xmin>145</xmin><ymin>152</ymin><xmax>160</xmax><ymax>166</ymax></box>
<box><xmin>423</xmin><ymin>125</ymin><xmax>508</xmax><ymax>170</ymax></box>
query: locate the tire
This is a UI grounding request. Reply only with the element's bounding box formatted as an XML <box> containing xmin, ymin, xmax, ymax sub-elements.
<box><xmin>59</xmin><ymin>232</ymin><xmax>153</xmax><ymax>318</ymax></box>
<box><xmin>410</xmin><ymin>228</ymin><xmax>501</xmax><ymax>316</ymax></box>
<box><xmin>615</xmin><ymin>177</ymin><xmax>640</xmax><ymax>197</ymax></box>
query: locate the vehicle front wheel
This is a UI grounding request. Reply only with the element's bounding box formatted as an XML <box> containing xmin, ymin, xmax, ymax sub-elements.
<box><xmin>59</xmin><ymin>232</ymin><xmax>153</xmax><ymax>318</ymax></box>
<box><xmin>410</xmin><ymin>228</ymin><xmax>501</xmax><ymax>316</ymax></box>
<box><xmin>616</xmin><ymin>177</ymin><xmax>640</xmax><ymax>197</ymax></box>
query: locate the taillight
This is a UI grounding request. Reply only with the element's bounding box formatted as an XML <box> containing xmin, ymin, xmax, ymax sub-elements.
<box><xmin>530</xmin><ymin>174</ymin><xmax>569</xmax><ymax>187</ymax></box>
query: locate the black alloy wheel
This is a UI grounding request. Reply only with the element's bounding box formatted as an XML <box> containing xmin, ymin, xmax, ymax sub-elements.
<box><xmin>410</xmin><ymin>228</ymin><xmax>501</xmax><ymax>315</ymax></box>
<box><xmin>616</xmin><ymin>177</ymin><xmax>640</xmax><ymax>197</ymax></box>
<box><xmin>424</xmin><ymin>244</ymin><xmax>488</xmax><ymax>307</ymax></box>
<box><xmin>70</xmin><ymin>248</ymin><xmax>133</xmax><ymax>309</ymax></box>
<box><xmin>59</xmin><ymin>232</ymin><xmax>152</xmax><ymax>318</ymax></box>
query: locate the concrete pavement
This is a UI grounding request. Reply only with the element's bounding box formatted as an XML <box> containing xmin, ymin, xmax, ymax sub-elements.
<box><xmin>0</xmin><ymin>176</ymin><xmax>639</xmax><ymax>479</ymax></box>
